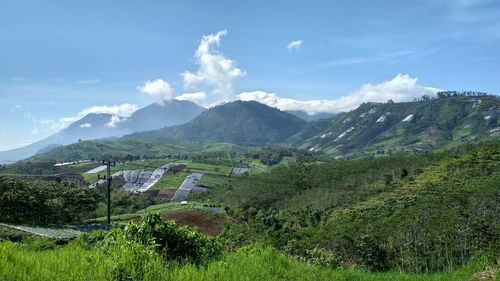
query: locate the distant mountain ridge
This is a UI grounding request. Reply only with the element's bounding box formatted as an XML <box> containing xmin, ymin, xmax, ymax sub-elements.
<box><xmin>0</xmin><ymin>100</ymin><xmax>205</xmax><ymax>163</ymax></box>
<box><xmin>122</xmin><ymin>100</ymin><xmax>205</xmax><ymax>132</ymax></box>
<box><xmin>285</xmin><ymin>94</ymin><xmax>500</xmax><ymax>157</ymax></box>
<box><xmin>19</xmin><ymin>94</ymin><xmax>500</xmax><ymax>163</ymax></box>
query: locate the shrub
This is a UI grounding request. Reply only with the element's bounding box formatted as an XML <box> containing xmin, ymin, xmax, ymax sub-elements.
<box><xmin>79</xmin><ymin>213</ymin><xmax>223</xmax><ymax>265</ymax></box>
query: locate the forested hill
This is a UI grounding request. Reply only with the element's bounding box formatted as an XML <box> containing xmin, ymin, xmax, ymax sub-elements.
<box><xmin>133</xmin><ymin>100</ymin><xmax>307</xmax><ymax>145</ymax></box>
<box><xmin>286</xmin><ymin>93</ymin><xmax>500</xmax><ymax>157</ymax></box>
<box><xmin>202</xmin><ymin>140</ymin><xmax>500</xmax><ymax>272</ymax></box>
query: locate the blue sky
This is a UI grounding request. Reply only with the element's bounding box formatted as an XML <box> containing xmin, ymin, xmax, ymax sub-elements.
<box><xmin>1</xmin><ymin>0</ymin><xmax>499</xmax><ymax>150</ymax></box>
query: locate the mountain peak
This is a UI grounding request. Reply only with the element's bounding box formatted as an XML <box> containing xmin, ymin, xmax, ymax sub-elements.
<box><xmin>140</xmin><ymin>100</ymin><xmax>307</xmax><ymax>145</ymax></box>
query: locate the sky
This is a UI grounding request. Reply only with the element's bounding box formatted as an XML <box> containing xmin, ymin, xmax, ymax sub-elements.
<box><xmin>1</xmin><ymin>0</ymin><xmax>499</xmax><ymax>151</ymax></box>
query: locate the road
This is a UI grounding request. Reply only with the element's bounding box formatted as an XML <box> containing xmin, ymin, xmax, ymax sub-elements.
<box><xmin>84</xmin><ymin>165</ymin><xmax>107</xmax><ymax>174</ymax></box>
<box><xmin>170</xmin><ymin>172</ymin><xmax>204</xmax><ymax>202</ymax></box>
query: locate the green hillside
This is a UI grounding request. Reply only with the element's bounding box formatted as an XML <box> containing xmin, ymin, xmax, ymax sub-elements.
<box><xmin>199</xmin><ymin>140</ymin><xmax>500</xmax><ymax>272</ymax></box>
<box><xmin>286</xmin><ymin>94</ymin><xmax>500</xmax><ymax>158</ymax></box>
<box><xmin>139</xmin><ymin>100</ymin><xmax>307</xmax><ymax>145</ymax></box>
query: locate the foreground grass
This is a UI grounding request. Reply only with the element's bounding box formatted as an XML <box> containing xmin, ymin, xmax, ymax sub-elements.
<box><xmin>0</xmin><ymin>241</ymin><xmax>492</xmax><ymax>281</ymax></box>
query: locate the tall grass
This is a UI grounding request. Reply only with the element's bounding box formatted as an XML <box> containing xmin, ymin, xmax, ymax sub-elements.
<box><xmin>0</xmin><ymin>241</ymin><xmax>491</xmax><ymax>281</ymax></box>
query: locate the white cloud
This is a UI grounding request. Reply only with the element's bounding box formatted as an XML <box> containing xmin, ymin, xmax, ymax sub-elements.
<box><xmin>287</xmin><ymin>40</ymin><xmax>303</xmax><ymax>51</ymax></box>
<box><xmin>79</xmin><ymin>103</ymin><xmax>138</xmax><ymax>118</ymax></box>
<box><xmin>181</xmin><ymin>30</ymin><xmax>245</xmax><ymax>102</ymax></box>
<box><xmin>238</xmin><ymin>74</ymin><xmax>442</xmax><ymax>114</ymax></box>
<box><xmin>80</xmin><ymin>123</ymin><xmax>92</xmax><ymax>128</ymax></box>
<box><xmin>138</xmin><ymin>79</ymin><xmax>174</xmax><ymax>104</ymax></box>
<box><xmin>105</xmin><ymin>115</ymin><xmax>125</xmax><ymax>128</ymax></box>
<box><xmin>37</xmin><ymin>103</ymin><xmax>138</xmax><ymax>133</ymax></box>
<box><xmin>175</xmin><ymin>92</ymin><xmax>208</xmax><ymax>107</ymax></box>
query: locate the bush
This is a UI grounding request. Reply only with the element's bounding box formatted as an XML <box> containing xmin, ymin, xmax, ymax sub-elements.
<box><xmin>79</xmin><ymin>213</ymin><xmax>223</xmax><ymax>265</ymax></box>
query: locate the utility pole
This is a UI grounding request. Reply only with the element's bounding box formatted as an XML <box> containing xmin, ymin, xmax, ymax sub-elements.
<box><xmin>98</xmin><ymin>160</ymin><xmax>115</xmax><ymax>228</ymax></box>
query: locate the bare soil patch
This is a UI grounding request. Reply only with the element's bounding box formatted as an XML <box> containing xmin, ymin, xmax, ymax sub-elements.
<box><xmin>160</xmin><ymin>209</ymin><xmax>224</xmax><ymax>236</ymax></box>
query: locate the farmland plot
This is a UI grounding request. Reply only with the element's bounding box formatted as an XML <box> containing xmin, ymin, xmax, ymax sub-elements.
<box><xmin>0</xmin><ymin>223</ymin><xmax>82</xmax><ymax>239</ymax></box>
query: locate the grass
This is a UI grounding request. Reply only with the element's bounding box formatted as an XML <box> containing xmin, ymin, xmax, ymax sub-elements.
<box><xmin>0</xmin><ymin>242</ymin><xmax>493</xmax><ymax>281</ymax></box>
<box><xmin>110</xmin><ymin>159</ymin><xmax>171</xmax><ymax>173</ymax></box>
<box><xmin>249</xmin><ymin>159</ymin><xmax>269</xmax><ymax>175</ymax></box>
<box><xmin>198</xmin><ymin>174</ymin><xmax>231</xmax><ymax>189</ymax></box>
<box><xmin>150</xmin><ymin>171</ymin><xmax>188</xmax><ymax>190</ymax></box>
<box><xmin>186</xmin><ymin>163</ymin><xmax>233</xmax><ymax>176</ymax></box>
<box><xmin>249</xmin><ymin>159</ymin><xmax>268</xmax><ymax>170</ymax></box>
<box><xmin>82</xmin><ymin>173</ymin><xmax>99</xmax><ymax>185</ymax></box>
<box><xmin>277</xmin><ymin>156</ymin><xmax>297</xmax><ymax>167</ymax></box>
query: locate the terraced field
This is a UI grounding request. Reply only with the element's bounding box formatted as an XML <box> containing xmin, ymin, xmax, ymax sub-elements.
<box><xmin>150</xmin><ymin>171</ymin><xmax>189</xmax><ymax>190</ymax></box>
<box><xmin>198</xmin><ymin>174</ymin><xmax>231</xmax><ymax>189</ymax></box>
<box><xmin>88</xmin><ymin>201</ymin><xmax>222</xmax><ymax>223</ymax></box>
<box><xmin>0</xmin><ymin>223</ymin><xmax>82</xmax><ymax>239</ymax></box>
<box><xmin>180</xmin><ymin>161</ymin><xmax>233</xmax><ymax>176</ymax></box>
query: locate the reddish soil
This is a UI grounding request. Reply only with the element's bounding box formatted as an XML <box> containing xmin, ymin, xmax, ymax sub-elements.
<box><xmin>160</xmin><ymin>209</ymin><xmax>224</xmax><ymax>237</ymax></box>
<box><xmin>143</xmin><ymin>189</ymin><xmax>160</xmax><ymax>197</ymax></box>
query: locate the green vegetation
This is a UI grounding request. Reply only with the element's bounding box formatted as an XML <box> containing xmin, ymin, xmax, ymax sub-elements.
<box><xmin>151</xmin><ymin>171</ymin><xmax>189</xmax><ymax>190</ymax></box>
<box><xmin>248</xmin><ymin>159</ymin><xmax>269</xmax><ymax>175</ymax></box>
<box><xmin>1</xmin><ymin>125</ymin><xmax>499</xmax><ymax>280</ymax></box>
<box><xmin>82</xmin><ymin>172</ymin><xmax>98</xmax><ymax>185</ymax></box>
<box><xmin>80</xmin><ymin>213</ymin><xmax>223</xmax><ymax>264</ymax></box>
<box><xmin>0</xmin><ymin>177</ymin><xmax>98</xmax><ymax>224</ymax></box>
<box><xmin>93</xmin><ymin>188</ymin><xmax>159</xmax><ymax>218</ymax></box>
<box><xmin>255</xmin><ymin>147</ymin><xmax>323</xmax><ymax>166</ymax></box>
<box><xmin>201</xmin><ymin>141</ymin><xmax>500</xmax><ymax>273</ymax></box>
<box><xmin>286</xmin><ymin>95</ymin><xmax>500</xmax><ymax>158</ymax></box>
<box><xmin>147</xmin><ymin>100</ymin><xmax>307</xmax><ymax>145</ymax></box>
<box><xmin>29</xmin><ymin>137</ymin><xmax>245</xmax><ymax>163</ymax></box>
<box><xmin>277</xmin><ymin>156</ymin><xmax>297</xmax><ymax>166</ymax></box>
<box><xmin>185</xmin><ymin>162</ymin><xmax>233</xmax><ymax>176</ymax></box>
<box><xmin>110</xmin><ymin>158</ymin><xmax>172</xmax><ymax>173</ymax></box>
<box><xmin>198</xmin><ymin>174</ymin><xmax>231</xmax><ymax>189</ymax></box>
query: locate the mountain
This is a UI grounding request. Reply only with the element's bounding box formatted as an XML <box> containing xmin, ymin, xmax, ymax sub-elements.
<box><xmin>0</xmin><ymin>113</ymin><xmax>121</xmax><ymax>164</ymax></box>
<box><xmin>0</xmin><ymin>100</ymin><xmax>205</xmax><ymax>163</ymax></box>
<box><xmin>286</xmin><ymin>94</ymin><xmax>500</xmax><ymax>157</ymax></box>
<box><xmin>287</xmin><ymin>111</ymin><xmax>338</xmax><ymax>121</ymax></box>
<box><xmin>123</xmin><ymin>100</ymin><xmax>205</xmax><ymax>132</ymax></box>
<box><xmin>133</xmin><ymin>101</ymin><xmax>307</xmax><ymax>145</ymax></box>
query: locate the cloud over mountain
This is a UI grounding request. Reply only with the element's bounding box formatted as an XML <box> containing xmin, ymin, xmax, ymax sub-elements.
<box><xmin>174</xmin><ymin>92</ymin><xmax>208</xmax><ymax>106</ymax></box>
<box><xmin>238</xmin><ymin>74</ymin><xmax>442</xmax><ymax>114</ymax></box>
<box><xmin>138</xmin><ymin>79</ymin><xmax>174</xmax><ymax>104</ymax></box>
